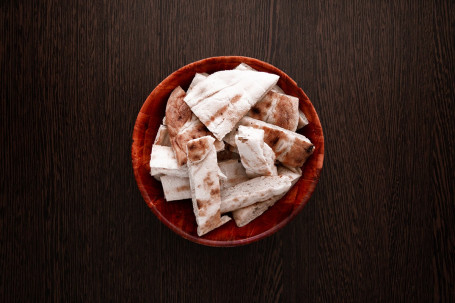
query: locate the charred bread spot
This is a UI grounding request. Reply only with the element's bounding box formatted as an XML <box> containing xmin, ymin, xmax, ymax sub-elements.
<box><xmin>187</xmin><ymin>136</ymin><xmax>212</xmax><ymax>162</ymax></box>
<box><xmin>210</xmin><ymin>188</ymin><xmax>220</xmax><ymax>196</ymax></box>
<box><xmin>283</xmin><ymin>139</ymin><xmax>313</xmax><ymax>167</ymax></box>
<box><xmin>204</xmin><ymin>175</ymin><xmax>214</xmax><ymax>186</ymax></box>
<box><xmin>231</xmin><ymin>94</ymin><xmax>242</xmax><ymax>103</ymax></box>
<box><xmin>306</xmin><ymin>145</ymin><xmax>315</xmax><ymax>153</ymax></box>
<box><xmin>176</xmin><ymin>185</ymin><xmax>190</xmax><ymax>192</ymax></box>
<box><xmin>250</xmin><ymin>107</ymin><xmax>261</xmax><ymax>115</ymax></box>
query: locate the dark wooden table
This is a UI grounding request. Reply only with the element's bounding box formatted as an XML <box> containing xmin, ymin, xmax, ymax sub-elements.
<box><xmin>1</xmin><ymin>1</ymin><xmax>454</xmax><ymax>302</ymax></box>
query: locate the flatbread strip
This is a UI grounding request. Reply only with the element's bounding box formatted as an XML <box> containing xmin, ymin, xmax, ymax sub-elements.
<box><xmin>165</xmin><ymin>86</ymin><xmax>224</xmax><ymax>166</ymax></box>
<box><xmin>149</xmin><ymin>145</ymin><xmax>188</xmax><ymax>178</ymax></box>
<box><xmin>184</xmin><ymin>70</ymin><xmax>279</xmax><ymax>140</ymax></box>
<box><xmin>186</xmin><ymin>136</ymin><xmax>230</xmax><ymax>236</ymax></box>
<box><xmin>238</xmin><ymin>116</ymin><xmax>314</xmax><ymax>168</ymax></box>
<box><xmin>232</xmin><ymin>166</ymin><xmax>302</xmax><ymax>227</ymax></box>
<box><xmin>220</xmin><ymin>175</ymin><xmax>291</xmax><ymax>213</ymax></box>
<box><xmin>160</xmin><ymin>175</ymin><xmax>191</xmax><ymax>201</ymax></box>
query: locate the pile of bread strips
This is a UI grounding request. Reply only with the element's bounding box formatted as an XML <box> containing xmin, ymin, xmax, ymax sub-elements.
<box><xmin>150</xmin><ymin>63</ymin><xmax>314</xmax><ymax>236</ymax></box>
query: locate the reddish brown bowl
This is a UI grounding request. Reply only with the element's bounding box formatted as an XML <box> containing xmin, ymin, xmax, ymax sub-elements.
<box><xmin>132</xmin><ymin>56</ymin><xmax>324</xmax><ymax>247</ymax></box>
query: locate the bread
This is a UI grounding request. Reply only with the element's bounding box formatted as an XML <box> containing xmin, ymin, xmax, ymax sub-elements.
<box><xmin>220</xmin><ymin>175</ymin><xmax>291</xmax><ymax>213</ymax></box>
<box><xmin>232</xmin><ymin>166</ymin><xmax>302</xmax><ymax>227</ymax></box>
<box><xmin>184</xmin><ymin>70</ymin><xmax>279</xmax><ymax>140</ymax></box>
<box><xmin>153</xmin><ymin>124</ymin><xmax>171</xmax><ymax>146</ymax></box>
<box><xmin>234</xmin><ymin>63</ymin><xmax>284</xmax><ymax>94</ymax></box>
<box><xmin>235</xmin><ymin>126</ymin><xmax>277</xmax><ymax>177</ymax></box>
<box><xmin>165</xmin><ymin>86</ymin><xmax>224</xmax><ymax>166</ymax></box>
<box><xmin>160</xmin><ymin>175</ymin><xmax>191</xmax><ymax>201</ymax></box>
<box><xmin>149</xmin><ymin>145</ymin><xmax>188</xmax><ymax>178</ymax></box>
<box><xmin>247</xmin><ymin>90</ymin><xmax>300</xmax><ymax>131</ymax></box>
<box><xmin>186</xmin><ymin>136</ymin><xmax>231</xmax><ymax>236</ymax></box>
<box><xmin>218</xmin><ymin>159</ymin><xmax>250</xmax><ymax>190</ymax></box>
<box><xmin>297</xmin><ymin>110</ymin><xmax>309</xmax><ymax>129</ymax></box>
<box><xmin>237</xmin><ymin>116</ymin><xmax>314</xmax><ymax>168</ymax></box>
<box><xmin>187</xmin><ymin>73</ymin><xmax>208</xmax><ymax>93</ymax></box>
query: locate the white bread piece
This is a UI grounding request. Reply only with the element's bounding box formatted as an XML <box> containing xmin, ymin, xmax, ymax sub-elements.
<box><xmin>297</xmin><ymin>110</ymin><xmax>309</xmax><ymax>129</ymax></box>
<box><xmin>162</xmin><ymin>116</ymin><xmax>167</xmax><ymax>125</ymax></box>
<box><xmin>235</xmin><ymin>126</ymin><xmax>277</xmax><ymax>177</ymax></box>
<box><xmin>220</xmin><ymin>175</ymin><xmax>291</xmax><ymax>213</ymax></box>
<box><xmin>150</xmin><ymin>145</ymin><xmax>188</xmax><ymax>178</ymax></box>
<box><xmin>166</xmin><ymin>86</ymin><xmax>224</xmax><ymax>166</ymax></box>
<box><xmin>184</xmin><ymin>70</ymin><xmax>279</xmax><ymax>140</ymax></box>
<box><xmin>247</xmin><ymin>90</ymin><xmax>300</xmax><ymax>131</ymax></box>
<box><xmin>223</xmin><ymin>129</ymin><xmax>236</xmax><ymax>147</ymax></box>
<box><xmin>160</xmin><ymin>175</ymin><xmax>191</xmax><ymax>201</ymax></box>
<box><xmin>234</xmin><ymin>63</ymin><xmax>284</xmax><ymax>94</ymax></box>
<box><xmin>187</xmin><ymin>73</ymin><xmax>209</xmax><ymax>94</ymax></box>
<box><xmin>218</xmin><ymin>159</ymin><xmax>250</xmax><ymax>190</ymax></box>
<box><xmin>153</xmin><ymin>125</ymin><xmax>171</xmax><ymax>146</ymax></box>
<box><xmin>238</xmin><ymin>116</ymin><xmax>314</xmax><ymax>168</ymax></box>
<box><xmin>186</xmin><ymin>136</ymin><xmax>231</xmax><ymax>236</ymax></box>
<box><xmin>232</xmin><ymin>166</ymin><xmax>302</xmax><ymax>227</ymax></box>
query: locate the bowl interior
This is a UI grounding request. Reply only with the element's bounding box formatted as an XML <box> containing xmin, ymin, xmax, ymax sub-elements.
<box><xmin>132</xmin><ymin>56</ymin><xmax>324</xmax><ymax>246</ymax></box>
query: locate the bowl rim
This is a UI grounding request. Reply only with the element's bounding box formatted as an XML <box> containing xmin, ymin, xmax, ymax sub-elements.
<box><xmin>132</xmin><ymin>56</ymin><xmax>324</xmax><ymax>247</ymax></box>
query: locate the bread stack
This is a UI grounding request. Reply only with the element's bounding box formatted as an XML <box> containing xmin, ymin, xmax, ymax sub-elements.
<box><xmin>150</xmin><ymin>63</ymin><xmax>314</xmax><ymax>236</ymax></box>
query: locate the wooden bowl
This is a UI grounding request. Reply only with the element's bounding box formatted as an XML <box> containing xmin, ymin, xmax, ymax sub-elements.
<box><xmin>132</xmin><ymin>56</ymin><xmax>324</xmax><ymax>247</ymax></box>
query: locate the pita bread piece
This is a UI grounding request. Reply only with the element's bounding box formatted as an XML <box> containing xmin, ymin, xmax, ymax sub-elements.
<box><xmin>186</xmin><ymin>136</ymin><xmax>231</xmax><ymax>236</ymax></box>
<box><xmin>235</xmin><ymin>126</ymin><xmax>277</xmax><ymax>177</ymax></box>
<box><xmin>220</xmin><ymin>175</ymin><xmax>291</xmax><ymax>213</ymax></box>
<box><xmin>160</xmin><ymin>175</ymin><xmax>191</xmax><ymax>201</ymax></box>
<box><xmin>238</xmin><ymin>117</ymin><xmax>314</xmax><ymax>168</ymax></box>
<box><xmin>297</xmin><ymin>110</ymin><xmax>309</xmax><ymax>129</ymax></box>
<box><xmin>247</xmin><ymin>90</ymin><xmax>300</xmax><ymax>131</ymax></box>
<box><xmin>153</xmin><ymin>125</ymin><xmax>171</xmax><ymax>146</ymax></box>
<box><xmin>149</xmin><ymin>145</ymin><xmax>188</xmax><ymax>179</ymax></box>
<box><xmin>184</xmin><ymin>70</ymin><xmax>279</xmax><ymax>140</ymax></box>
<box><xmin>165</xmin><ymin>86</ymin><xmax>224</xmax><ymax>166</ymax></box>
<box><xmin>232</xmin><ymin>166</ymin><xmax>302</xmax><ymax>227</ymax></box>
<box><xmin>234</xmin><ymin>63</ymin><xmax>284</xmax><ymax>94</ymax></box>
<box><xmin>187</xmin><ymin>72</ymin><xmax>209</xmax><ymax>94</ymax></box>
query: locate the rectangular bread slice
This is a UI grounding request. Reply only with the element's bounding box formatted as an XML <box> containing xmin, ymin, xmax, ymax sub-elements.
<box><xmin>150</xmin><ymin>145</ymin><xmax>188</xmax><ymax>178</ymax></box>
<box><xmin>232</xmin><ymin>166</ymin><xmax>302</xmax><ymax>227</ymax></box>
<box><xmin>160</xmin><ymin>175</ymin><xmax>191</xmax><ymax>201</ymax></box>
<box><xmin>220</xmin><ymin>175</ymin><xmax>291</xmax><ymax>213</ymax></box>
<box><xmin>186</xmin><ymin>136</ymin><xmax>231</xmax><ymax>236</ymax></box>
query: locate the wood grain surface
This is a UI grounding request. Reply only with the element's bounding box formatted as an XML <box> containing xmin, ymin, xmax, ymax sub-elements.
<box><xmin>1</xmin><ymin>0</ymin><xmax>454</xmax><ymax>302</ymax></box>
